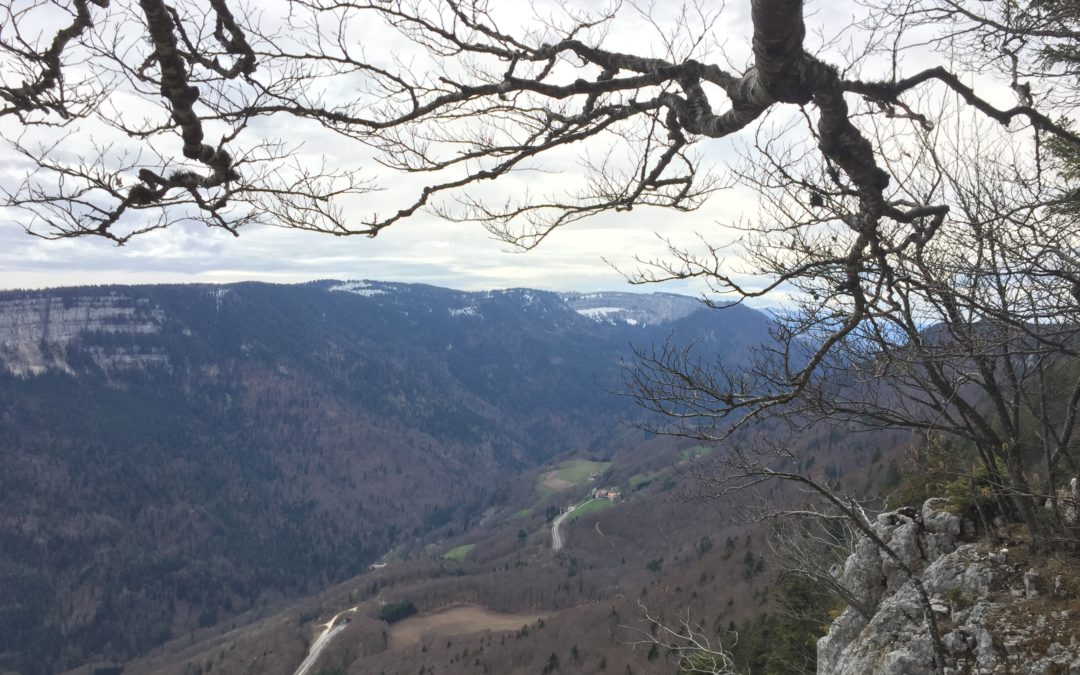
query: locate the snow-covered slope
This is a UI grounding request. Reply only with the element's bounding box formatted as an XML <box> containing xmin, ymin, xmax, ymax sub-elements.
<box><xmin>325</xmin><ymin>281</ymin><xmax>707</xmax><ymax>327</ymax></box>
<box><xmin>559</xmin><ymin>291</ymin><xmax>704</xmax><ymax>326</ymax></box>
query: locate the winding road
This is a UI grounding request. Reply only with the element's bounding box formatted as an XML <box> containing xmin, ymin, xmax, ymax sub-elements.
<box><xmin>292</xmin><ymin>606</ymin><xmax>357</xmax><ymax>675</ymax></box>
<box><xmin>551</xmin><ymin>499</ymin><xmax>592</xmax><ymax>551</ymax></box>
<box><xmin>294</xmin><ymin>503</ymin><xmax>594</xmax><ymax>674</ymax></box>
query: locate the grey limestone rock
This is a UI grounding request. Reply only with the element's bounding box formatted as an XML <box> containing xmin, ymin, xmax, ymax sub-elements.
<box><xmin>818</xmin><ymin>500</ymin><xmax>960</xmax><ymax>674</ymax></box>
<box><xmin>1024</xmin><ymin>569</ymin><xmax>1041</xmax><ymax>598</ymax></box>
<box><xmin>0</xmin><ymin>294</ymin><xmax>167</xmax><ymax>375</ymax></box>
<box><xmin>817</xmin><ymin>499</ymin><xmax>1080</xmax><ymax>674</ymax></box>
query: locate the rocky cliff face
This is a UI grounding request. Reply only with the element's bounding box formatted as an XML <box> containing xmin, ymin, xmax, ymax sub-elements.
<box><xmin>0</xmin><ymin>294</ymin><xmax>166</xmax><ymax>375</ymax></box>
<box><xmin>819</xmin><ymin>500</ymin><xmax>1080</xmax><ymax>674</ymax></box>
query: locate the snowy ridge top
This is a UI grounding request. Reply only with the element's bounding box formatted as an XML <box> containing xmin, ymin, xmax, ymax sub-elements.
<box><xmin>559</xmin><ymin>291</ymin><xmax>704</xmax><ymax>326</ymax></box>
<box><xmin>322</xmin><ymin>281</ymin><xmax>704</xmax><ymax>326</ymax></box>
<box><xmin>328</xmin><ymin>280</ymin><xmax>388</xmax><ymax>297</ymax></box>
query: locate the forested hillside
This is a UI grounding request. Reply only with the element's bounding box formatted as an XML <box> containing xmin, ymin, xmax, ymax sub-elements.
<box><xmin>0</xmin><ymin>280</ymin><xmax>772</xmax><ymax>674</ymax></box>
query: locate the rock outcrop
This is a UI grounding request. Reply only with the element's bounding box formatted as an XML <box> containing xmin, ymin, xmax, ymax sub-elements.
<box><xmin>819</xmin><ymin>500</ymin><xmax>1080</xmax><ymax>674</ymax></box>
<box><xmin>0</xmin><ymin>294</ymin><xmax>166</xmax><ymax>375</ymax></box>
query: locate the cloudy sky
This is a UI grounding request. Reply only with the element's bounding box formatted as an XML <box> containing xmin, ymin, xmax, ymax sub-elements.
<box><xmin>0</xmin><ymin>0</ymin><xmax>932</xmax><ymax>301</ymax></box>
<box><xmin>0</xmin><ymin>1</ymin><xmax>748</xmax><ymax>296</ymax></box>
<box><xmin>0</xmin><ymin>192</ymin><xmax>755</xmax><ymax>295</ymax></box>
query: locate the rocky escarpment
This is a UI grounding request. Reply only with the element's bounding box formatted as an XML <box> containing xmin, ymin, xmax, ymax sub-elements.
<box><xmin>819</xmin><ymin>500</ymin><xmax>1080</xmax><ymax>674</ymax></box>
<box><xmin>0</xmin><ymin>294</ymin><xmax>167</xmax><ymax>375</ymax></box>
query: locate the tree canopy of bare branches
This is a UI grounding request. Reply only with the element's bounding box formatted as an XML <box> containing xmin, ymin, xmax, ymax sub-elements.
<box><xmin>3</xmin><ymin>0</ymin><xmax>1075</xmax><ymax>245</ymax></box>
<box><xmin>10</xmin><ymin>0</ymin><xmax>1077</xmax><ymax>417</ymax></box>
<box><xmin>6</xmin><ymin>0</ymin><xmax>1080</xmax><ymax>541</ymax></box>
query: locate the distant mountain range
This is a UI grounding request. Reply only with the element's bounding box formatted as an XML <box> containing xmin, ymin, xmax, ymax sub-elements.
<box><xmin>0</xmin><ymin>280</ymin><xmax>773</xmax><ymax>673</ymax></box>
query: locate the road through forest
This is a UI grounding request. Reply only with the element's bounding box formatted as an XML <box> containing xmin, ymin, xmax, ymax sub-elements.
<box><xmin>551</xmin><ymin>499</ymin><xmax>593</xmax><ymax>551</ymax></box>
<box><xmin>292</xmin><ymin>607</ymin><xmax>356</xmax><ymax>675</ymax></box>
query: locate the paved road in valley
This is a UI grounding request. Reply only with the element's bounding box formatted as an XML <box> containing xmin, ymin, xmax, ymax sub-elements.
<box><xmin>292</xmin><ymin>607</ymin><xmax>357</xmax><ymax>675</ymax></box>
<box><xmin>551</xmin><ymin>499</ymin><xmax>593</xmax><ymax>551</ymax></box>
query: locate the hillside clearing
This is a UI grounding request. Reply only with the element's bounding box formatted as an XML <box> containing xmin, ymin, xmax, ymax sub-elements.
<box><xmin>387</xmin><ymin>605</ymin><xmax>551</xmax><ymax>650</ymax></box>
<box><xmin>629</xmin><ymin>469</ymin><xmax>666</xmax><ymax>489</ymax></box>
<box><xmin>442</xmin><ymin>544</ymin><xmax>475</xmax><ymax>562</ymax></box>
<box><xmin>566</xmin><ymin>499</ymin><xmax>615</xmax><ymax>522</ymax></box>
<box><xmin>680</xmin><ymin>445</ymin><xmax>714</xmax><ymax>461</ymax></box>
<box><xmin>536</xmin><ymin>459</ymin><xmax>612</xmax><ymax>499</ymax></box>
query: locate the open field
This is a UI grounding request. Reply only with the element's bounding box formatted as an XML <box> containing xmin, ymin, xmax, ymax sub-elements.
<box><xmin>536</xmin><ymin>459</ymin><xmax>612</xmax><ymax>499</ymax></box>
<box><xmin>680</xmin><ymin>445</ymin><xmax>715</xmax><ymax>461</ymax></box>
<box><xmin>628</xmin><ymin>469</ymin><xmax>666</xmax><ymax>489</ymax></box>
<box><xmin>387</xmin><ymin>605</ymin><xmax>551</xmax><ymax>649</ymax></box>
<box><xmin>566</xmin><ymin>498</ymin><xmax>615</xmax><ymax>522</ymax></box>
<box><xmin>442</xmin><ymin>543</ymin><xmax>475</xmax><ymax>562</ymax></box>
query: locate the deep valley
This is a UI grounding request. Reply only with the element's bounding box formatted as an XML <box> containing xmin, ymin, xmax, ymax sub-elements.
<box><xmin>0</xmin><ymin>280</ymin><xmax>804</xmax><ymax>674</ymax></box>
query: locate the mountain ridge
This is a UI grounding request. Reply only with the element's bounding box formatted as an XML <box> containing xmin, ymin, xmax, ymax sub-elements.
<box><xmin>0</xmin><ymin>279</ymin><xmax>773</xmax><ymax>673</ymax></box>
<box><xmin>0</xmin><ymin>280</ymin><xmax>742</xmax><ymax>376</ymax></box>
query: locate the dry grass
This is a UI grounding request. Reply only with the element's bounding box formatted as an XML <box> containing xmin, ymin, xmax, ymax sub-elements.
<box><xmin>386</xmin><ymin>605</ymin><xmax>552</xmax><ymax>650</ymax></box>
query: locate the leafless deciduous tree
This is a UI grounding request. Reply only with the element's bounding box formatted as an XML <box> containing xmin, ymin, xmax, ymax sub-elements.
<box><xmin>3</xmin><ymin>0</ymin><xmax>1074</xmax><ymax>247</ymax></box>
<box><xmin>628</xmin><ymin>100</ymin><xmax>1080</xmax><ymax>548</ymax></box>
<box><xmin>6</xmin><ymin>1</ymin><xmax>1078</xmax><ymax>444</ymax></box>
<box><xmin>9</xmin><ymin>2</ymin><xmax>1077</xmax><ymax>665</ymax></box>
<box><xmin>623</xmin><ymin>600</ymin><xmax>740</xmax><ymax>675</ymax></box>
<box><xmin>679</xmin><ymin>442</ymin><xmax>948</xmax><ymax>671</ymax></box>
<box><xmin>767</xmin><ymin>507</ymin><xmax>873</xmax><ymax>619</ymax></box>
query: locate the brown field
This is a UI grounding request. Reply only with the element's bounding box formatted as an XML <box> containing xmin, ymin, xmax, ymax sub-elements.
<box><xmin>539</xmin><ymin>475</ymin><xmax>575</xmax><ymax>491</ymax></box>
<box><xmin>387</xmin><ymin>605</ymin><xmax>551</xmax><ymax>649</ymax></box>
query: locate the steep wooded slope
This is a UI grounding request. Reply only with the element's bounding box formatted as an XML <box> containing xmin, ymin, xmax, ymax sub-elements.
<box><xmin>0</xmin><ymin>280</ymin><xmax>771</xmax><ymax>673</ymax></box>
